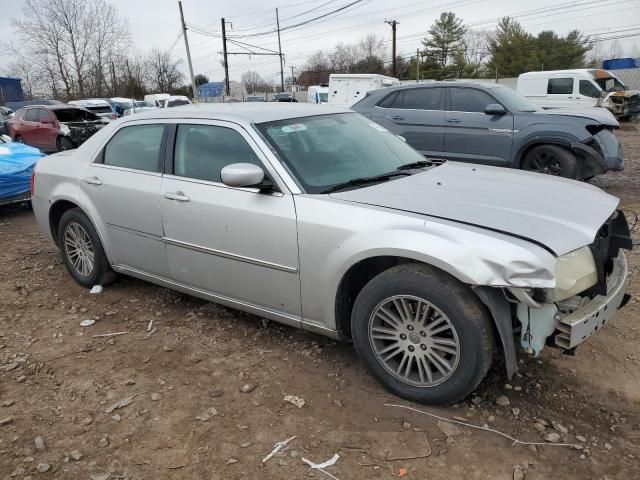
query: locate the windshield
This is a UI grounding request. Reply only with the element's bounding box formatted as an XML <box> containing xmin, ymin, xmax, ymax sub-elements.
<box><xmin>257</xmin><ymin>113</ymin><xmax>432</xmax><ymax>193</ymax></box>
<box><xmin>53</xmin><ymin>108</ymin><xmax>101</xmax><ymax>122</ymax></box>
<box><xmin>595</xmin><ymin>77</ymin><xmax>626</xmax><ymax>92</ymax></box>
<box><xmin>167</xmin><ymin>99</ymin><xmax>190</xmax><ymax>107</ymax></box>
<box><xmin>319</xmin><ymin>92</ymin><xmax>328</xmax><ymax>103</ymax></box>
<box><xmin>491</xmin><ymin>86</ymin><xmax>539</xmax><ymax>112</ymax></box>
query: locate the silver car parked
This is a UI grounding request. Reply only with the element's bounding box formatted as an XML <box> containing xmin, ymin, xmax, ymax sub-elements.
<box><xmin>31</xmin><ymin>104</ymin><xmax>632</xmax><ymax>405</ymax></box>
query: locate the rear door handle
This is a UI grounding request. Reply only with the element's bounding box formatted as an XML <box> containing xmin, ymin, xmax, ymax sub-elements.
<box><xmin>83</xmin><ymin>176</ymin><xmax>102</xmax><ymax>185</ymax></box>
<box><xmin>163</xmin><ymin>191</ymin><xmax>190</xmax><ymax>202</ymax></box>
<box><xmin>447</xmin><ymin>118</ymin><xmax>460</xmax><ymax>124</ymax></box>
<box><xmin>391</xmin><ymin>115</ymin><xmax>404</xmax><ymax>120</ymax></box>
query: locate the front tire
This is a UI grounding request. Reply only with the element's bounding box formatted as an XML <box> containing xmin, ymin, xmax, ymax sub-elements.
<box><xmin>521</xmin><ymin>144</ymin><xmax>578</xmax><ymax>179</ymax></box>
<box><xmin>58</xmin><ymin>208</ymin><xmax>116</xmax><ymax>288</ymax></box>
<box><xmin>351</xmin><ymin>264</ymin><xmax>494</xmax><ymax>406</ymax></box>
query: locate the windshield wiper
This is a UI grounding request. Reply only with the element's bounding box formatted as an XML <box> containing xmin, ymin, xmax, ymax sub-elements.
<box><xmin>396</xmin><ymin>159</ymin><xmax>443</xmax><ymax>170</ymax></box>
<box><xmin>321</xmin><ymin>172</ymin><xmax>410</xmax><ymax>194</ymax></box>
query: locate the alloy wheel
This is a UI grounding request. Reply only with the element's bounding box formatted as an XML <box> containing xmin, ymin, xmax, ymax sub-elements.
<box><xmin>526</xmin><ymin>151</ymin><xmax>562</xmax><ymax>175</ymax></box>
<box><xmin>368</xmin><ymin>295</ymin><xmax>460</xmax><ymax>387</ymax></box>
<box><xmin>63</xmin><ymin>222</ymin><xmax>95</xmax><ymax>277</ymax></box>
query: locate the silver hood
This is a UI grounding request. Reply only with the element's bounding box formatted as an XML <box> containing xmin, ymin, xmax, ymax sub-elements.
<box><xmin>537</xmin><ymin>107</ymin><xmax>619</xmax><ymax>127</ymax></box>
<box><xmin>331</xmin><ymin>162</ymin><xmax>619</xmax><ymax>256</ymax></box>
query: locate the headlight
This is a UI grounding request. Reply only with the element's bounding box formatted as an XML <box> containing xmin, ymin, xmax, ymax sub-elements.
<box><xmin>549</xmin><ymin>246</ymin><xmax>597</xmax><ymax>302</ymax></box>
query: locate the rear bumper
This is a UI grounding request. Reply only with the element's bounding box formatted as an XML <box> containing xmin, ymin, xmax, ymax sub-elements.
<box><xmin>554</xmin><ymin>251</ymin><xmax>628</xmax><ymax>349</ymax></box>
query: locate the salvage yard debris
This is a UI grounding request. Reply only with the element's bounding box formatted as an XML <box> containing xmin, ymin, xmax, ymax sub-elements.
<box><xmin>302</xmin><ymin>453</ymin><xmax>341</xmax><ymax>480</ymax></box>
<box><xmin>105</xmin><ymin>395</ymin><xmax>137</xmax><ymax>414</ymax></box>
<box><xmin>283</xmin><ymin>394</ymin><xmax>306</xmax><ymax>408</ymax></box>
<box><xmin>92</xmin><ymin>331</ymin><xmax>128</xmax><ymax>338</ymax></box>
<box><xmin>262</xmin><ymin>435</ymin><xmax>297</xmax><ymax>463</ymax></box>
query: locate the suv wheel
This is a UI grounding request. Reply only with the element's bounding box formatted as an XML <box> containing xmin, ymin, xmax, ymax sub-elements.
<box><xmin>56</xmin><ymin>136</ymin><xmax>75</xmax><ymax>152</ymax></box>
<box><xmin>351</xmin><ymin>264</ymin><xmax>494</xmax><ymax>406</ymax></box>
<box><xmin>521</xmin><ymin>145</ymin><xmax>578</xmax><ymax>179</ymax></box>
<box><xmin>58</xmin><ymin>208</ymin><xmax>116</xmax><ymax>288</ymax></box>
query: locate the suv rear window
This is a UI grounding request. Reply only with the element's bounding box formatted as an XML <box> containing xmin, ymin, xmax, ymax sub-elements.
<box><xmin>547</xmin><ymin>78</ymin><xmax>574</xmax><ymax>95</ymax></box>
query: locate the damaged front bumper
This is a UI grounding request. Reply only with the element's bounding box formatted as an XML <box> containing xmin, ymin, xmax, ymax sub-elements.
<box><xmin>516</xmin><ymin>251</ymin><xmax>629</xmax><ymax>354</ymax></box>
<box><xmin>598</xmin><ymin>91</ymin><xmax>640</xmax><ymax>119</ymax></box>
<box><xmin>572</xmin><ymin>128</ymin><xmax>624</xmax><ymax>178</ymax></box>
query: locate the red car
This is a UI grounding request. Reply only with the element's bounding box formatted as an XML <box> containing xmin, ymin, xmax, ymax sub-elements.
<box><xmin>8</xmin><ymin>104</ymin><xmax>107</xmax><ymax>152</ymax></box>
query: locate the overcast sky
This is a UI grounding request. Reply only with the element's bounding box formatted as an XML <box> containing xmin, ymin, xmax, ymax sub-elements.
<box><xmin>1</xmin><ymin>0</ymin><xmax>639</xmax><ymax>84</ymax></box>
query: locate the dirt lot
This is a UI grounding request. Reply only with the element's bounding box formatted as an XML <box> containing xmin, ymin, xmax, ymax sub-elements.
<box><xmin>1</xmin><ymin>128</ymin><xmax>639</xmax><ymax>480</ymax></box>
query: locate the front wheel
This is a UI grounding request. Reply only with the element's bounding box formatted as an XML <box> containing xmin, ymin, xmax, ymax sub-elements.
<box><xmin>58</xmin><ymin>208</ymin><xmax>116</xmax><ymax>288</ymax></box>
<box><xmin>351</xmin><ymin>264</ymin><xmax>495</xmax><ymax>406</ymax></box>
<box><xmin>521</xmin><ymin>144</ymin><xmax>578</xmax><ymax>179</ymax></box>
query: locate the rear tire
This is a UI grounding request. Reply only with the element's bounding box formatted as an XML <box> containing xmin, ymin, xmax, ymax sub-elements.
<box><xmin>350</xmin><ymin>264</ymin><xmax>494</xmax><ymax>406</ymax></box>
<box><xmin>521</xmin><ymin>144</ymin><xmax>578</xmax><ymax>179</ymax></box>
<box><xmin>57</xmin><ymin>208</ymin><xmax>116</xmax><ymax>288</ymax></box>
<box><xmin>14</xmin><ymin>135</ymin><xmax>24</xmax><ymax>144</ymax></box>
<box><xmin>56</xmin><ymin>136</ymin><xmax>75</xmax><ymax>152</ymax></box>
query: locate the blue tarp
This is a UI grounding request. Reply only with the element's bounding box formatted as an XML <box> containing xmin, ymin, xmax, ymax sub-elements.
<box><xmin>0</xmin><ymin>142</ymin><xmax>44</xmax><ymax>199</ymax></box>
<box><xmin>603</xmin><ymin>58</ymin><xmax>640</xmax><ymax>70</ymax></box>
<box><xmin>197</xmin><ymin>82</ymin><xmax>225</xmax><ymax>98</ymax></box>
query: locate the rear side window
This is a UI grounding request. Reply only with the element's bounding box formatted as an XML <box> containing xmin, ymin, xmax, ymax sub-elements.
<box><xmin>103</xmin><ymin>124</ymin><xmax>165</xmax><ymax>172</ymax></box>
<box><xmin>25</xmin><ymin>109</ymin><xmax>39</xmax><ymax>122</ymax></box>
<box><xmin>402</xmin><ymin>88</ymin><xmax>443</xmax><ymax>110</ymax></box>
<box><xmin>173</xmin><ymin>124</ymin><xmax>260</xmax><ymax>183</ymax></box>
<box><xmin>450</xmin><ymin>88</ymin><xmax>497</xmax><ymax>113</ymax></box>
<box><xmin>38</xmin><ymin>109</ymin><xmax>53</xmax><ymax>122</ymax></box>
<box><xmin>547</xmin><ymin>78</ymin><xmax>574</xmax><ymax>94</ymax></box>
<box><xmin>579</xmin><ymin>80</ymin><xmax>600</xmax><ymax>98</ymax></box>
<box><xmin>377</xmin><ymin>92</ymin><xmax>399</xmax><ymax>108</ymax></box>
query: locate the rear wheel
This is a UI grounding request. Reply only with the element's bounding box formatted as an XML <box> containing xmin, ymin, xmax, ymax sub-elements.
<box><xmin>350</xmin><ymin>264</ymin><xmax>494</xmax><ymax>405</ymax></box>
<box><xmin>14</xmin><ymin>135</ymin><xmax>24</xmax><ymax>144</ymax></box>
<box><xmin>521</xmin><ymin>144</ymin><xmax>578</xmax><ymax>179</ymax></box>
<box><xmin>58</xmin><ymin>208</ymin><xmax>116</xmax><ymax>288</ymax></box>
<box><xmin>56</xmin><ymin>136</ymin><xmax>75</xmax><ymax>152</ymax></box>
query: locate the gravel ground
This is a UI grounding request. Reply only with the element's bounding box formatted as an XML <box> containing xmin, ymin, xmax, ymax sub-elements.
<box><xmin>0</xmin><ymin>127</ymin><xmax>639</xmax><ymax>480</ymax></box>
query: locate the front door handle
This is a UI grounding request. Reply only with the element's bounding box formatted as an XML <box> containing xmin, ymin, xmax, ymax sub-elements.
<box><xmin>83</xmin><ymin>176</ymin><xmax>102</xmax><ymax>185</ymax></box>
<box><xmin>391</xmin><ymin>115</ymin><xmax>404</xmax><ymax>120</ymax></box>
<box><xmin>447</xmin><ymin>118</ymin><xmax>460</xmax><ymax>124</ymax></box>
<box><xmin>163</xmin><ymin>191</ymin><xmax>190</xmax><ymax>202</ymax></box>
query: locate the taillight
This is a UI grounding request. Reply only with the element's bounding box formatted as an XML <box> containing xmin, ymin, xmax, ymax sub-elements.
<box><xmin>30</xmin><ymin>168</ymin><xmax>36</xmax><ymax>196</ymax></box>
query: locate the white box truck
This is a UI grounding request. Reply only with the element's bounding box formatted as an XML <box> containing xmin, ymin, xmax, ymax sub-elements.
<box><xmin>328</xmin><ymin>74</ymin><xmax>399</xmax><ymax>107</ymax></box>
<box><xmin>516</xmin><ymin>69</ymin><xmax>640</xmax><ymax>119</ymax></box>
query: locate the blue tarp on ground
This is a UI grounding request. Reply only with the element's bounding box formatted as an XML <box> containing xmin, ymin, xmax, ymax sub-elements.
<box><xmin>0</xmin><ymin>142</ymin><xmax>44</xmax><ymax>199</ymax></box>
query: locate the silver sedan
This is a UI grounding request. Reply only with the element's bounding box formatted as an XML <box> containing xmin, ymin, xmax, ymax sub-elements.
<box><xmin>31</xmin><ymin>103</ymin><xmax>632</xmax><ymax>405</ymax></box>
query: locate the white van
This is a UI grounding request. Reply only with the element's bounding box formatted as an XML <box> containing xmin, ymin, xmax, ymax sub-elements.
<box><xmin>517</xmin><ymin>69</ymin><xmax>639</xmax><ymax>119</ymax></box>
<box><xmin>328</xmin><ymin>74</ymin><xmax>399</xmax><ymax>108</ymax></box>
<box><xmin>308</xmin><ymin>85</ymin><xmax>329</xmax><ymax>104</ymax></box>
<box><xmin>144</xmin><ymin>93</ymin><xmax>170</xmax><ymax>108</ymax></box>
<box><xmin>161</xmin><ymin>95</ymin><xmax>192</xmax><ymax>108</ymax></box>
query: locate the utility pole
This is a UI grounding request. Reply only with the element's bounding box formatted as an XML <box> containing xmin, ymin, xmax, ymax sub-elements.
<box><xmin>178</xmin><ymin>1</ymin><xmax>197</xmax><ymax>99</ymax></box>
<box><xmin>221</xmin><ymin>18</ymin><xmax>230</xmax><ymax>96</ymax></box>
<box><xmin>276</xmin><ymin>8</ymin><xmax>285</xmax><ymax>92</ymax></box>
<box><xmin>416</xmin><ymin>48</ymin><xmax>420</xmax><ymax>82</ymax></box>
<box><xmin>385</xmin><ymin>20</ymin><xmax>398</xmax><ymax>77</ymax></box>
<box><xmin>290</xmin><ymin>65</ymin><xmax>295</xmax><ymax>97</ymax></box>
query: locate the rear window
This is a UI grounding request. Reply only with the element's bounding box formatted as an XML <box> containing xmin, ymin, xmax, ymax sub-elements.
<box><xmin>167</xmin><ymin>99</ymin><xmax>190</xmax><ymax>108</ymax></box>
<box><xmin>53</xmin><ymin>108</ymin><xmax>101</xmax><ymax>122</ymax></box>
<box><xmin>547</xmin><ymin>78</ymin><xmax>574</xmax><ymax>95</ymax></box>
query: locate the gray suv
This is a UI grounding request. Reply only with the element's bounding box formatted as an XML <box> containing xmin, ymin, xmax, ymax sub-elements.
<box><xmin>352</xmin><ymin>81</ymin><xmax>624</xmax><ymax>179</ymax></box>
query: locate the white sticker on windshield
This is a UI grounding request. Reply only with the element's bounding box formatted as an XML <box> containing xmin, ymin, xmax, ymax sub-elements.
<box><xmin>369</xmin><ymin>122</ymin><xmax>388</xmax><ymax>132</ymax></box>
<box><xmin>281</xmin><ymin>124</ymin><xmax>307</xmax><ymax>133</ymax></box>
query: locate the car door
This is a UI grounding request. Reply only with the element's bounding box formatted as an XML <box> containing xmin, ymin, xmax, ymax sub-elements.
<box><xmin>444</xmin><ymin>87</ymin><xmax>515</xmax><ymax>167</ymax></box>
<box><xmin>160</xmin><ymin>120</ymin><xmax>301</xmax><ymax>320</ymax></box>
<box><xmin>378</xmin><ymin>87</ymin><xmax>445</xmax><ymax>158</ymax></box>
<box><xmin>545</xmin><ymin>77</ymin><xmax>576</xmax><ymax>108</ymax></box>
<box><xmin>575</xmin><ymin>79</ymin><xmax>601</xmax><ymax>107</ymax></box>
<box><xmin>37</xmin><ymin>109</ymin><xmax>58</xmax><ymax>150</ymax></box>
<box><xmin>80</xmin><ymin>121</ymin><xmax>169</xmax><ymax>276</ymax></box>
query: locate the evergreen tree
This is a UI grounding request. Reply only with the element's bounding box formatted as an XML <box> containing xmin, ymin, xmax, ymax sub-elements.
<box><xmin>421</xmin><ymin>12</ymin><xmax>466</xmax><ymax>79</ymax></box>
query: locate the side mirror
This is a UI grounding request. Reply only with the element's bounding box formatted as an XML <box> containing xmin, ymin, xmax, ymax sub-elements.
<box><xmin>221</xmin><ymin>163</ymin><xmax>265</xmax><ymax>188</ymax></box>
<box><xmin>484</xmin><ymin>104</ymin><xmax>507</xmax><ymax>115</ymax></box>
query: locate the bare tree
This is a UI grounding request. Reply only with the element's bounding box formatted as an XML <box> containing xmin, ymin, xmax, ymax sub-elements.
<box><xmin>359</xmin><ymin>34</ymin><xmax>386</xmax><ymax>59</ymax></box>
<box><xmin>145</xmin><ymin>49</ymin><xmax>183</xmax><ymax>93</ymax></box>
<box><xmin>241</xmin><ymin>70</ymin><xmax>268</xmax><ymax>94</ymax></box>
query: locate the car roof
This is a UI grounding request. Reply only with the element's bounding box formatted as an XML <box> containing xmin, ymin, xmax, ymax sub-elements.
<box><xmin>122</xmin><ymin>102</ymin><xmax>351</xmax><ymax>124</ymax></box>
<box><xmin>389</xmin><ymin>80</ymin><xmax>507</xmax><ymax>91</ymax></box>
<box><xmin>22</xmin><ymin>104</ymin><xmax>81</xmax><ymax>110</ymax></box>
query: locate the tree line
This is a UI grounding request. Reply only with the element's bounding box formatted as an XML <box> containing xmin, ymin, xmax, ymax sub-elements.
<box><xmin>6</xmin><ymin>0</ymin><xmax>188</xmax><ymax>101</ymax></box>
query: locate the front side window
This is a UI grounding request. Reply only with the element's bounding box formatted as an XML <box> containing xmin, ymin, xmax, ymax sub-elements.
<box><xmin>579</xmin><ymin>80</ymin><xmax>601</xmax><ymax>98</ymax></box>
<box><xmin>103</xmin><ymin>124</ymin><xmax>165</xmax><ymax>172</ymax></box>
<box><xmin>547</xmin><ymin>78</ymin><xmax>574</xmax><ymax>94</ymax></box>
<box><xmin>450</xmin><ymin>88</ymin><xmax>497</xmax><ymax>113</ymax></box>
<box><xmin>257</xmin><ymin>113</ymin><xmax>431</xmax><ymax>194</ymax></box>
<box><xmin>173</xmin><ymin>124</ymin><xmax>260</xmax><ymax>183</ymax></box>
